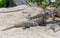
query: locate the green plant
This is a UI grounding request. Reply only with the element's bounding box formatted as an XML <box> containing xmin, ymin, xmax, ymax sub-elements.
<box><xmin>28</xmin><ymin>0</ymin><xmax>58</xmax><ymax>8</ymax></box>
<box><xmin>0</xmin><ymin>0</ymin><xmax>7</xmax><ymax>7</ymax></box>
<box><xmin>57</xmin><ymin>0</ymin><xmax>60</xmax><ymax>3</ymax></box>
<box><xmin>28</xmin><ymin>0</ymin><xmax>51</xmax><ymax>8</ymax></box>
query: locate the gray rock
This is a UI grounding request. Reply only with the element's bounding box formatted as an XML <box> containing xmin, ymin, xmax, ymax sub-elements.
<box><xmin>13</xmin><ymin>0</ymin><xmax>28</xmax><ymax>5</ymax></box>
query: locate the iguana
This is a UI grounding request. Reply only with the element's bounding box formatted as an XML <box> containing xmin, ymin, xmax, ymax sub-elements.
<box><xmin>2</xmin><ymin>11</ymin><xmax>52</xmax><ymax>31</ymax></box>
<box><xmin>1</xmin><ymin>5</ymin><xmax>57</xmax><ymax>31</ymax></box>
<box><xmin>1</xmin><ymin>5</ymin><xmax>44</xmax><ymax>31</ymax></box>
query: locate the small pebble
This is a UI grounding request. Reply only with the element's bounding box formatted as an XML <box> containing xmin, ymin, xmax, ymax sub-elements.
<box><xmin>7</xmin><ymin>13</ymin><xmax>13</xmax><ymax>16</ymax></box>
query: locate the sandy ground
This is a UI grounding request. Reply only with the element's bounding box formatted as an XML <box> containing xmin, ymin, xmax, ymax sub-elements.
<box><xmin>0</xmin><ymin>5</ymin><xmax>60</xmax><ymax>38</ymax></box>
<box><xmin>0</xmin><ymin>26</ymin><xmax>60</xmax><ymax>38</ymax></box>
